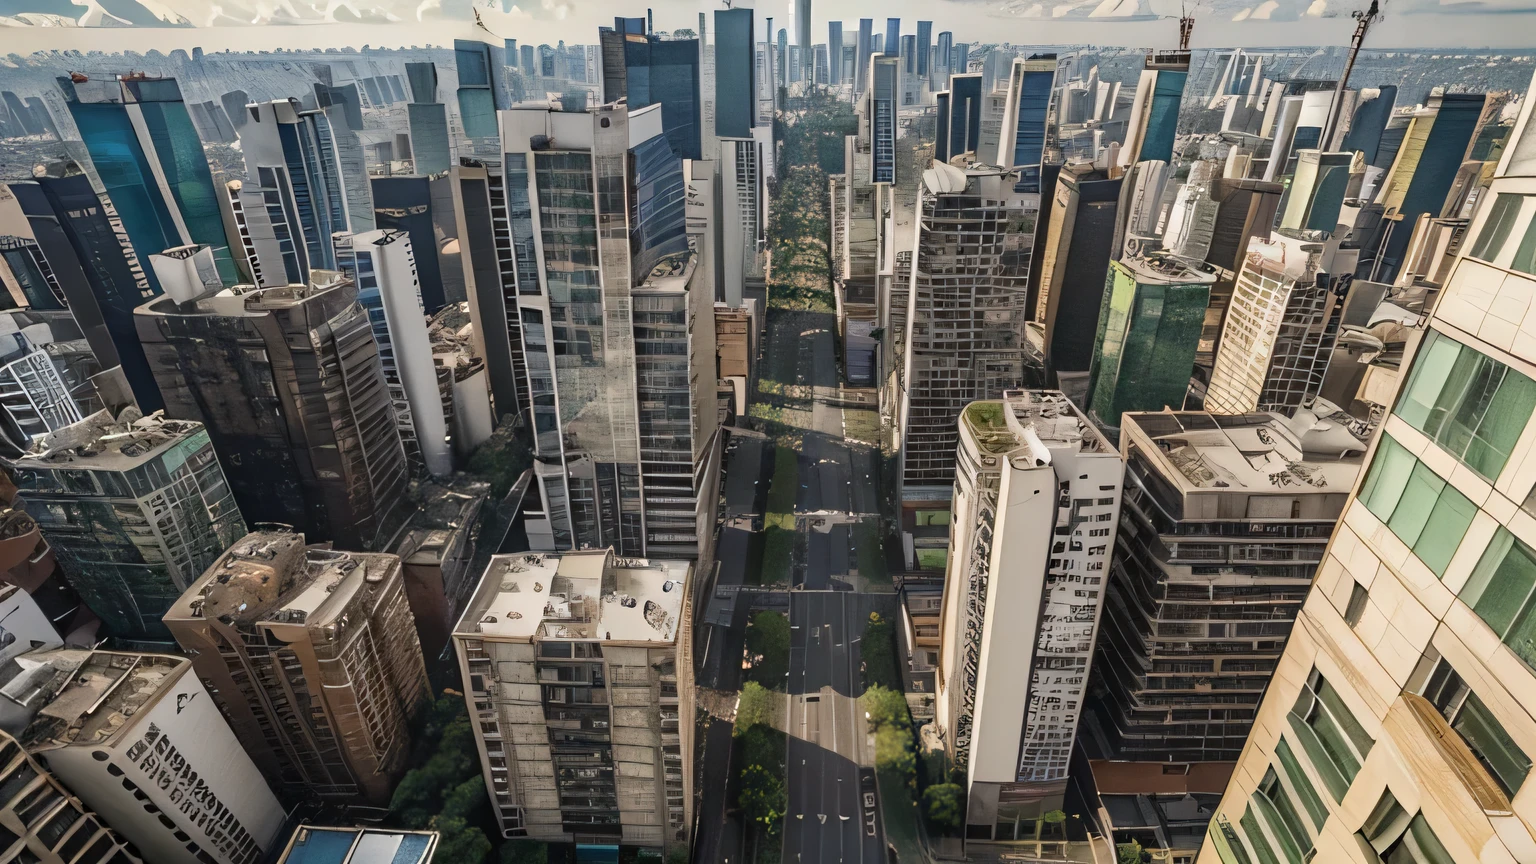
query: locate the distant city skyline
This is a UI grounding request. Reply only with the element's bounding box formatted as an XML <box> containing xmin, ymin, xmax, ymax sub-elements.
<box><xmin>1</xmin><ymin>0</ymin><xmax>1535</xmax><ymax>50</ymax></box>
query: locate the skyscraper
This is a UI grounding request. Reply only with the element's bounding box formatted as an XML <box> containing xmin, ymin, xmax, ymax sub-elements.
<box><xmin>405</xmin><ymin>62</ymin><xmax>452</xmax><ymax>175</ymax></box>
<box><xmin>885</xmin><ymin>18</ymin><xmax>901</xmax><ymax>66</ymax></box>
<box><xmin>1118</xmin><ymin>50</ymin><xmax>1189</xmax><ymax>171</ymax></box>
<box><xmin>493</xmin><ymin>101</ymin><xmax>713</xmax><ymax>557</ymax></box>
<box><xmin>856</xmin><ymin>19</ymin><xmax>873</xmax><ymax>97</ymax></box>
<box><xmin>9</xmin><ymin>409</ymin><xmax>245</xmax><ymax>641</ymax></box>
<box><xmin>1090</xmin><ymin>408</ymin><xmax>1365</xmax><ymax>764</ymax></box>
<box><xmin>828</xmin><ymin>21</ymin><xmax>844</xmax><ymax>86</ymax></box>
<box><xmin>1204</xmin><ymin>232</ymin><xmax>1350</xmax><ymax>416</ymax></box>
<box><xmin>57</xmin><ymin>74</ymin><xmax>239</xmax><ymax>287</ymax></box>
<box><xmin>164</xmin><ymin>529</ymin><xmax>431</xmax><ymax>808</ymax></box>
<box><xmin>453</xmin><ymin>549</ymin><xmax>693</xmax><ymax>853</ymax></box>
<box><xmin>7</xmin><ymin>648</ymin><xmax>286</xmax><ymax>864</ymax></box>
<box><xmin>1202</xmin><ymin>75</ymin><xmax>1536</xmax><ymax>864</ymax></box>
<box><xmin>134</xmin><ymin>272</ymin><xmax>411</xmax><ymax>552</ymax></box>
<box><xmin>454</xmin><ymin>38</ymin><xmax>508</xmax><ymax>141</ymax></box>
<box><xmin>370</xmin><ymin>174</ymin><xmax>462</xmax><ymax>312</ymax></box>
<box><xmin>1035</xmin><ymin>166</ymin><xmax>1122</xmax><ymax>387</ymax></box>
<box><xmin>0</xmin><ymin>727</ymin><xmax>143</xmax><ymax>863</ymax></box>
<box><xmin>940</xmin><ymin>391</ymin><xmax>1122</xmax><ymax>842</ymax></box>
<box><xmin>936</xmin><ymin>30</ymin><xmax>953</xmax><ymax>83</ymax></box>
<box><xmin>899</xmin><ymin>161</ymin><xmax>1042</xmax><ymax>563</ymax></box>
<box><xmin>996</xmin><ymin>56</ymin><xmax>1058</xmax><ymax>193</ymax></box>
<box><xmin>916</xmin><ymin>20</ymin><xmax>932</xmax><ymax>79</ymax></box>
<box><xmin>235</xmin><ymin>99</ymin><xmax>352</xmax><ymax>278</ymax></box>
<box><xmin>351</xmin><ymin>229</ymin><xmax>453</xmax><ymax>477</ymax></box>
<box><xmin>1085</xmin><ymin>256</ymin><xmax>1214</xmax><ymax>434</ymax></box>
<box><xmin>622</xmin><ymin>32</ymin><xmax>703</xmax><ymax>160</ymax></box>
<box><xmin>713</xmin><ymin>8</ymin><xmax>755</xmax><ymax>139</ymax></box>
<box><xmin>796</xmin><ymin>0</ymin><xmax>812</xmax><ymax>80</ymax></box>
<box><xmin>9</xmin><ymin>172</ymin><xmax>161</xmax><ymax>412</ymax></box>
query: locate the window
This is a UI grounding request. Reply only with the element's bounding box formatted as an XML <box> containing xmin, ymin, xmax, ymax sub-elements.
<box><xmin>1459</xmin><ymin>527</ymin><xmax>1536</xmax><ymax>672</ymax></box>
<box><xmin>1356</xmin><ymin>435</ymin><xmax>1476</xmax><ymax>576</ymax></box>
<box><xmin>1469</xmin><ymin>193</ymin><xmax>1523</xmax><ymax>262</ymax></box>
<box><xmin>1396</xmin><ymin>332</ymin><xmax>1536</xmax><ymax>481</ymax></box>
<box><xmin>1422</xmin><ymin>659</ymin><xmax>1531</xmax><ymax>798</ymax></box>
<box><xmin>1287</xmin><ymin>669</ymin><xmax>1374</xmax><ymax>801</ymax></box>
<box><xmin>1345</xmin><ymin>582</ymin><xmax>1370</xmax><ymax>627</ymax></box>
<box><xmin>1274</xmin><ymin>738</ymin><xmax>1328</xmax><ymax>831</ymax></box>
<box><xmin>1248</xmin><ymin>766</ymin><xmax>1314</xmax><ymax>863</ymax></box>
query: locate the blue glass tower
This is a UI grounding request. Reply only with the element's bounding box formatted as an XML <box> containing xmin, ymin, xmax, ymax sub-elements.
<box><xmin>454</xmin><ymin>38</ymin><xmax>508</xmax><ymax>141</ymax></box>
<box><xmin>714</xmin><ymin>8</ymin><xmax>756</xmax><ymax>139</ymax></box>
<box><xmin>624</xmin><ymin>35</ymin><xmax>702</xmax><ymax>160</ymax></box>
<box><xmin>59</xmin><ymin>74</ymin><xmax>239</xmax><ymax>288</ymax></box>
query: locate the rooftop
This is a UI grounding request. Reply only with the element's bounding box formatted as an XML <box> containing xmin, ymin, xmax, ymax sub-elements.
<box><xmin>2</xmin><ymin>649</ymin><xmax>184</xmax><ymax>750</ymax></box>
<box><xmin>961</xmin><ymin>390</ymin><xmax>1114</xmax><ymax>461</ymax></box>
<box><xmin>166</xmin><ymin>530</ymin><xmax>400</xmax><ymax>629</ymax></box>
<box><xmin>277</xmin><ymin>826</ymin><xmax>438</xmax><ymax>864</ymax></box>
<box><xmin>1117</xmin><ymin>255</ymin><xmax>1218</xmax><ymax>286</ymax></box>
<box><xmin>12</xmin><ymin>407</ymin><xmax>205</xmax><ymax>472</ymax></box>
<box><xmin>457</xmin><ymin>550</ymin><xmax>689</xmax><ymax>644</ymax></box>
<box><xmin>135</xmin><ymin>271</ymin><xmax>352</xmax><ymax>319</ymax></box>
<box><xmin>1124</xmin><ymin>407</ymin><xmax>1367</xmax><ymax>494</ymax></box>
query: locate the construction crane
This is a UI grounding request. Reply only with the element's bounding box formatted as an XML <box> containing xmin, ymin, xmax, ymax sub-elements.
<box><xmin>1320</xmin><ymin>0</ymin><xmax>1385</xmax><ymax>150</ymax></box>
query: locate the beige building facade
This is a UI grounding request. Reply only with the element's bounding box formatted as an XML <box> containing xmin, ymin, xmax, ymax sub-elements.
<box><xmin>1201</xmin><ymin>72</ymin><xmax>1536</xmax><ymax>864</ymax></box>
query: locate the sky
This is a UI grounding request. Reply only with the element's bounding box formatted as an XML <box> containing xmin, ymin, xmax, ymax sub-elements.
<box><xmin>0</xmin><ymin>0</ymin><xmax>1533</xmax><ymax>53</ymax></box>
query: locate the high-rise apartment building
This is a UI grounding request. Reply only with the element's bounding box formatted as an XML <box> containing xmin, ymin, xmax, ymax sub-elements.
<box><xmin>1200</xmin><ymin>76</ymin><xmax>1536</xmax><ymax>864</ymax></box>
<box><xmin>164</xmin><ymin>529</ymin><xmax>430</xmax><ymax>808</ymax></box>
<box><xmin>0</xmin><ymin>727</ymin><xmax>143</xmax><ymax>863</ymax></box>
<box><xmin>453</xmin><ymin>549</ymin><xmax>693</xmax><ymax>853</ymax></box>
<box><xmin>1089</xmin><ymin>409</ymin><xmax>1364</xmax><ymax>763</ymax></box>
<box><xmin>8</xmin><ymin>409</ymin><xmax>245</xmax><ymax>641</ymax></box>
<box><xmin>134</xmin><ymin>272</ymin><xmax>411</xmax><ymax>552</ymax></box>
<box><xmin>939</xmin><ymin>392</ymin><xmax>1122</xmax><ymax>841</ymax></box>
<box><xmin>350</xmin><ymin>229</ymin><xmax>453</xmax><ymax>477</ymax></box>
<box><xmin>899</xmin><ymin>161</ymin><xmax>1041</xmax><ymax>560</ymax></box>
<box><xmin>58</xmin><ymin>74</ymin><xmax>239</xmax><ymax>287</ymax></box>
<box><xmin>1085</xmin><ymin>256</ymin><xmax>1214</xmax><ymax>435</ymax></box>
<box><xmin>234</xmin><ymin>99</ymin><xmax>348</xmax><ymax>283</ymax></box>
<box><xmin>856</xmin><ymin>19</ymin><xmax>874</xmax><ymax>97</ymax></box>
<box><xmin>7</xmin><ymin>173</ymin><xmax>160</xmax><ymax>412</ymax></box>
<box><xmin>7</xmin><ymin>649</ymin><xmax>285</xmax><ymax>864</ymax></box>
<box><xmin>1204</xmin><ymin>231</ymin><xmax>1351</xmax><ymax>416</ymax></box>
<box><xmin>493</xmin><ymin>101</ymin><xmax>713</xmax><ymax>558</ymax></box>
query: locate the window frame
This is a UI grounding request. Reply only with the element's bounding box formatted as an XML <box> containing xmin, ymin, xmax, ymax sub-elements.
<box><xmin>1356</xmin><ymin>433</ymin><xmax>1477</xmax><ymax>577</ymax></box>
<box><xmin>1394</xmin><ymin>331</ymin><xmax>1536</xmax><ymax>483</ymax></box>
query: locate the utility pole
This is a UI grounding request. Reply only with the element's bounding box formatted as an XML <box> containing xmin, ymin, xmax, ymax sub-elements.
<box><xmin>1179</xmin><ymin>14</ymin><xmax>1194</xmax><ymax>51</ymax></box>
<box><xmin>1320</xmin><ymin>0</ymin><xmax>1383</xmax><ymax>151</ymax></box>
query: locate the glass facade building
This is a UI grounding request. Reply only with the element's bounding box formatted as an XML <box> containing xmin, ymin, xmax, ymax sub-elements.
<box><xmin>1086</xmin><ymin>257</ymin><xmax>1213</xmax><ymax>433</ymax></box>
<box><xmin>59</xmin><ymin>75</ymin><xmax>239</xmax><ymax>288</ymax></box>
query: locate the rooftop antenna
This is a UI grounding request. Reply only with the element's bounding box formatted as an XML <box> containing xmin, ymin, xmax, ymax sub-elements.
<box><xmin>1320</xmin><ymin>0</ymin><xmax>1384</xmax><ymax>150</ymax></box>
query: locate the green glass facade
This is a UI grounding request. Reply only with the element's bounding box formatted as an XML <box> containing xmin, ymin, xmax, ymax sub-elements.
<box><xmin>1087</xmin><ymin>259</ymin><xmax>1210</xmax><ymax>432</ymax></box>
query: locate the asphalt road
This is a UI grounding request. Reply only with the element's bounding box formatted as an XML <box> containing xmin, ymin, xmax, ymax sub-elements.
<box><xmin>786</xmin><ymin>591</ymin><xmax>886</xmax><ymax>864</ymax></box>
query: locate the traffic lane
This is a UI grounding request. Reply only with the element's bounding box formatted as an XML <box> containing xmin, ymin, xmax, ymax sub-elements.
<box><xmin>787</xmin><ymin>735</ymin><xmax>881</xmax><ymax>864</ymax></box>
<box><xmin>723</xmin><ymin>436</ymin><xmax>765</xmax><ymax>517</ymax></box>
<box><xmin>797</xmin><ymin>448</ymin><xmax>823</xmax><ymax>514</ymax></box>
<box><xmin>794</xmin><ymin>592</ymin><xmax>865</xmax><ymax>698</ymax></box>
<box><xmin>693</xmin><ymin>717</ymin><xmax>736</xmax><ymax>864</ymax></box>
<box><xmin>806</xmin><ymin>530</ymin><xmax>831</xmax><ymax>590</ymax></box>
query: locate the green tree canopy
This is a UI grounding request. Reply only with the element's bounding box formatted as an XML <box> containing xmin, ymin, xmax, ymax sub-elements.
<box><xmin>431</xmin><ymin>816</ymin><xmax>491</xmax><ymax>864</ymax></box>
<box><xmin>746</xmin><ymin>611</ymin><xmax>791</xmax><ymax>687</ymax></box>
<box><xmin>735</xmin><ymin>681</ymin><xmax>777</xmax><ymax>734</ymax></box>
<box><xmin>922</xmin><ymin>783</ymin><xmax>964</xmax><ymax>831</ymax></box>
<box><xmin>740</xmin><ymin>763</ymin><xmax>788</xmax><ymax>831</ymax></box>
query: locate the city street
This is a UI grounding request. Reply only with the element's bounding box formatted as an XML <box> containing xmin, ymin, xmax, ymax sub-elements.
<box><xmin>785</xmin><ymin>591</ymin><xmax>886</xmax><ymax>864</ymax></box>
